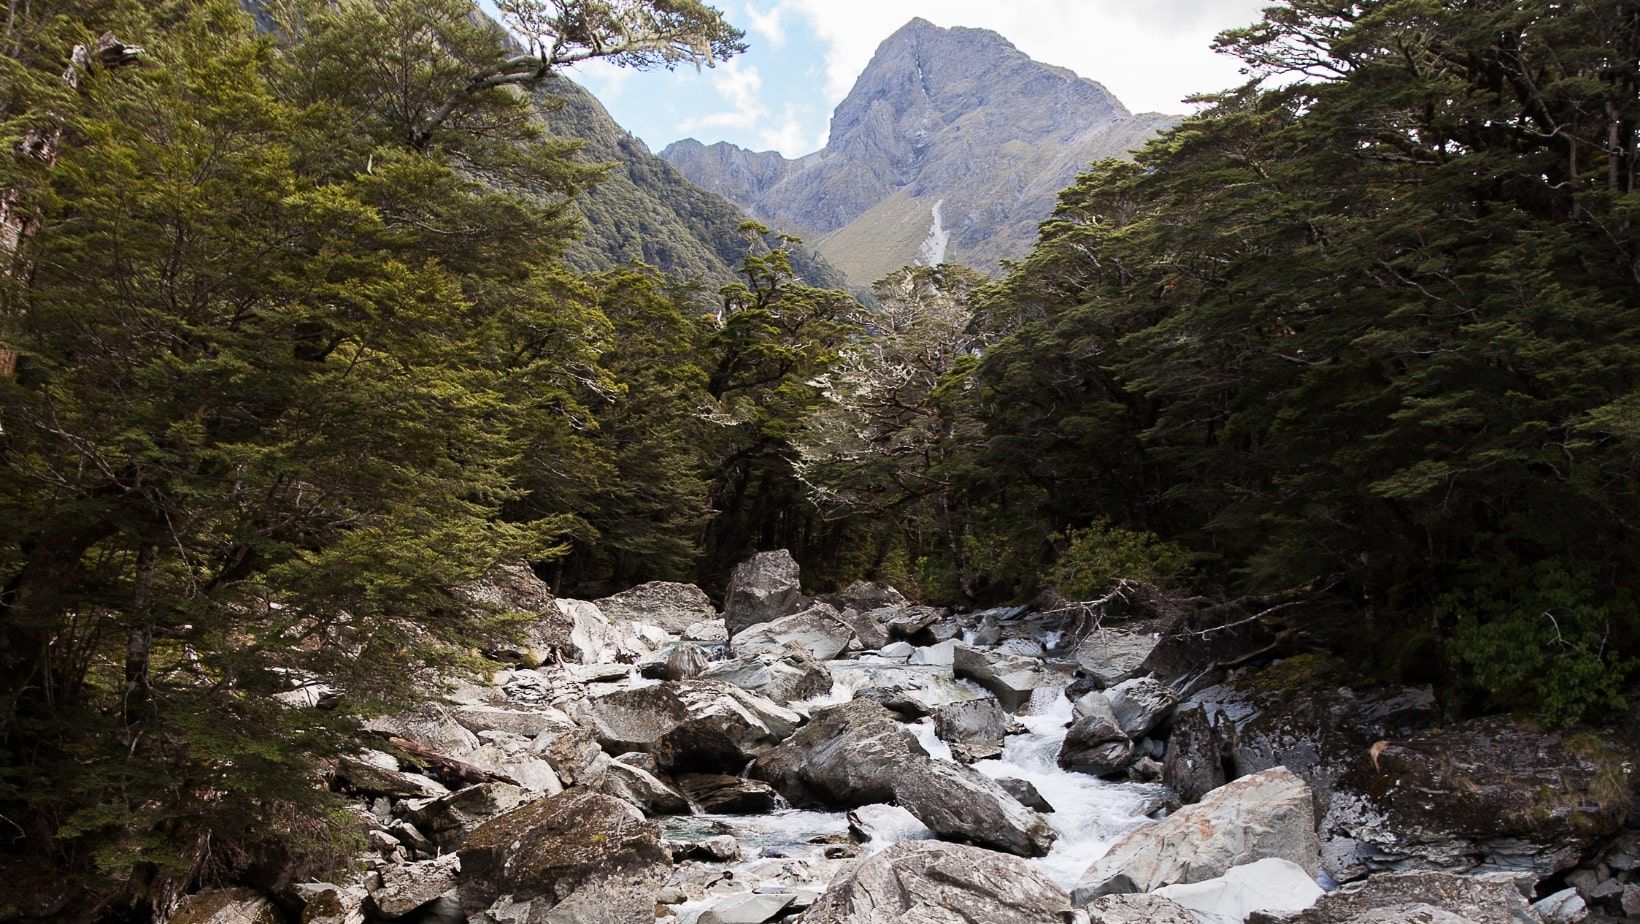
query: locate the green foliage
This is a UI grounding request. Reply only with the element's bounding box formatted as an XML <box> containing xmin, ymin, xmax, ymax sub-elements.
<box><xmin>1443</xmin><ymin>561</ymin><xmax>1637</xmax><ymax>726</ymax></box>
<box><xmin>1046</xmin><ymin>521</ymin><xmax>1193</xmax><ymax>599</ymax></box>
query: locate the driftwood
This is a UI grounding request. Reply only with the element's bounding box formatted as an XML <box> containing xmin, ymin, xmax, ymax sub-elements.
<box><xmin>380</xmin><ymin>734</ymin><xmax>519</xmax><ymax>788</ymax></box>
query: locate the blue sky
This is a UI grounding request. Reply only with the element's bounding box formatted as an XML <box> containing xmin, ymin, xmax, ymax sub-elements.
<box><xmin>561</xmin><ymin>0</ymin><xmax>1273</xmax><ymax>158</ymax></box>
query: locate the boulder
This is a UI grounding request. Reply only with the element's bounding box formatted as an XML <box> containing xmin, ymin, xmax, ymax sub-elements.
<box><xmin>878</xmin><ymin>641</ymin><xmax>915</xmax><ymax>659</ymax></box>
<box><xmin>997</xmin><ymin>777</ymin><xmax>1054</xmax><ymax>813</ymax></box>
<box><xmin>909</xmin><ymin>639</ymin><xmax>959</xmax><ymax>667</ymax></box>
<box><xmin>594</xmin><ymin>582</ymin><xmax>716</xmax><ymax>633</ymax></box>
<box><xmin>750</xmin><ymin>700</ymin><xmax>1056</xmax><ymax>858</ymax></box>
<box><xmin>723</xmin><ymin>551</ymin><xmax>803</xmax><ymax>638</ymax></box>
<box><xmin>1076</xmin><ymin>628</ymin><xmax>1160</xmax><ymax>687</ymax></box>
<box><xmin>334</xmin><ymin>756</ymin><xmax>449</xmax><ymax>800</ymax></box>
<box><xmin>533</xmin><ymin>725</ymin><xmax>607</xmax><ymax>786</ymax></box>
<box><xmin>458</xmin><ymin>562</ymin><xmax>556</xmax><ymax>612</ymax></box>
<box><xmin>1323</xmin><ymin>715</ymin><xmax>1634</xmax><ymax>879</ymax></box>
<box><xmin>1060</xmin><ymin>694</ymin><xmax>1134</xmax><ymax>776</ymax></box>
<box><xmin>951</xmin><ymin>645</ymin><xmax>1055</xmax><ymax>713</ymax></box>
<box><xmin>402</xmin><ymin>782</ymin><xmax>529</xmax><ymax>850</ymax></box>
<box><xmin>599</xmin><ymin>760</ymin><xmax>690</xmax><ymax>815</ymax></box>
<box><xmin>1532</xmin><ymin>888</ymin><xmax>1588</xmax><ymax>924</ymax></box>
<box><xmin>1256</xmin><ymin>870</ymin><xmax>1542</xmax><ymax>924</ymax></box>
<box><xmin>295</xmin><ymin>882</ymin><xmax>367</xmax><ymax>924</ymax></box>
<box><xmin>1086</xmin><ymin>893</ymin><xmax>1197</xmax><ymax>924</ymax></box>
<box><xmin>699</xmin><ymin>651</ymin><xmax>832</xmax><ymax>703</ymax></box>
<box><xmin>696</xmin><ymin>892</ymin><xmax>794</xmax><ymax>924</ymax></box>
<box><xmin>1072</xmin><ymin>767</ymin><xmax>1319</xmax><ymax>903</ymax></box>
<box><xmin>835</xmin><ymin>607</ymin><xmax>890</xmax><ymax>651</ymax></box>
<box><xmin>370</xmin><ymin>854</ymin><xmax>460</xmax><ymax>918</ymax></box>
<box><xmin>1106</xmin><ymin>677</ymin><xmax>1179</xmax><ymax>737</ymax></box>
<box><xmin>654</xmin><ymin>643</ymin><xmax>711</xmax><ymax>681</ymax></box>
<box><xmin>366</xmin><ymin>705</ymin><xmax>481</xmax><ymax>757</ymax></box>
<box><xmin>451</xmin><ymin>703</ymin><xmax>575</xmax><ymax>740</ymax></box>
<box><xmin>171</xmin><ymin>889</ymin><xmax>278</xmax><ymax>924</ymax></box>
<box><xmin>456</xmin><ymin>790</ymin><xmax>668</xmax><ymax>917</ymax></box>
<box><xmin>847</xmin><ymin>803</ymin><xmax>938</xmax><ymax>843</ymax></box>
<box><xmin>1162</xmin><ymin>702</ymin><xmax>1227</xmax><ymax>803</ymax></box>
<box><xmin>1073</xmin><ymin>690</ymin><xmax>1117</xmax><ymax>723</ymax></box>
<box><xmin>669</xmin><ymin>833</ymin><xmax>741</xmax><ymax>862</ymax></box>
<box><xmin>932</xmin><ymin>698</ymin><xmax>1007</xmax><ymax>745</ymax></box>
<box><xmin>1155</xmin><ymin>858</ymin><xmax>1323</xmax><ymax>924</ymax></box>
<box><xmin>801</xmin><ymin>841</ymin><xmax>1072</xmax><ymax>924</ymax></box>
<box><xmin>731</xmin><ymin>604</ymin><xmax>857</xmax><ymax>661</ymax></box>
<box><xmin>833</xmin><ymin>580</ymin><xmax>909</xmax><ymax>613</ymax></box>
<box><xmin>830</xmin><ymin>660</ymin><xmax>984</xmax><ymax>718</ymax></box>
<box><xmin>684</xmin><ymin>619</ymin><xmax>729</xmax><ymax>644</ymax></box>
<box><xmin>881</xmin><ymin>605</ymin><xmax>947</xmax><ymax>641</ymax></box>
<box><xmin>574</xmin><ymin>680</ymin><xmax>799</xmax><ymax>773</ymax></box>
<box><xmin>677</xmin><ymin>774</ymin><xmax>778</xmax><ymax>814</ymax></box>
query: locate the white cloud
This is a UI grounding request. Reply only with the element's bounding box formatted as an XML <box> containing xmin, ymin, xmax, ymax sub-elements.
<box><xmin>571</xmin><ymin>58</ymin><xmax>636</xmax><ymax>101</ymax></box>
<box><xmin>678</xmin><ymin>59</ymin><xmax>801</xmax><ymax>152</ymax></box>
<box><xmin>741</xmin><ymin>1</ymin><xmax>788</xmax><ymax>48</ymax></box>
<box><xmin>780</xmin><ymin>0</ymin><xmax>1270</xmax><ymax>115</ymax></box>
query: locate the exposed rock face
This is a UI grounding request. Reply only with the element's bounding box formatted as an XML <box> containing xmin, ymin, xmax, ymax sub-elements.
<box><xmin>599</xmin><ymin>760</ymin><xmax>689</xmax><ymax>815</ymax></box>
<box><xmin>170</xmin><ymin>889</ymin><xmax>278</xmax><ymax>924</ymax></box>
<box><xmin>403</xmin><ymin>782</ymin><xmax>530</xmax><ymax>850</ymax></box>
<box><xmin>751</xmin><ymin>699</ymin><xmax>1057</xmax><ymax>858</ymax></box>
<box><xmin>730</xmin><ymin>604</ymin><xmax>857</xmax><ymax>661</ymax></box>
<box><xmin>800</xmin><ymin>841</ymin><xmax>1073</xmax><ymax>924</ymax></box>
<box><xmin>723</xmin><ymin>551</ymin><xmax>803</xmax><ymax>638</ymax></box>
<box><xmin>575</xmin><ymin>680</ymin><xmax>798</xmax><ymax>773</ymax></box>
<box><xmin>457</xmin><ymin>789</ymin><xmax>668</xmax><ymax>918</ymax></box>
<box><xmin>1086</xmin><ymin>893</ymin><xmax>1197</xmax><ymax>924</ymax></box>
<box><xmin>1073</xmin><ymin>767</ymin><xmax>1320</xmax><ymax>903</ymax></box>
<box><xmin>931</xmin><ymin>697</ymin><xmax>1007</xmax><ymax>745</ymax></box>
<box><xmin>1255</xmin><ymin>870</ymin><xmax>1543</xmax><ymax>924</ymax></box>
<box><xmin>699</xmin><ymin>651</ymin><xmax>833</xmax><ymax>703</ymax></box>
<box><xmin>660</xmin><ymin>18</ymin><xmax>1175</xmax><ymax>285</ymax></box>
<box><xmin>1323</xmin><ymin>714</ymin><xmax>1635</xmax><ymax>879</ymax></box>
<box><xmin>1106</xmin><ymin>677</ymin><xmax>1179</xmax><ymax>737</ymax></box>
<box><xmin>1076</xmin><ymin>629</ymin><xmax>1160</xmax><ymax>687</ymax></box>
<box><xmin>677</xmin><ymin>774</ymin><xmax>778</xmax><ymax>814</ymax></box>
<box><xmin>951</xmin><ymin>645</ymin><xmax>1055</xmax><ymax>712</ymax></box>
<box><xmin>1162</xmin><ymin>702</ymin><xmax>1227</xmax><ymax>803</ymax></box>
<box><xmin>371</xmin><ymin>854</ymin><xmax>461</xmax><ymax>917</ymax></box>
<box><xmin>593</xmin><ymin>581</ymin><xmax>716</xmax><ymax>633</ymax></box>
<box><xmin>1152</xmin><ymin>858</ymin><xmax>1323</xmax><ymax>924</ymax></box>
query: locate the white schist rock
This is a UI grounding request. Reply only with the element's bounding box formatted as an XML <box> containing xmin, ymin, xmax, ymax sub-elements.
<box><xmin>1073</xmin><ymin>767</ymin><xmax>1320</xmax><ymax>904</ymax></box>
<box><xmin>1152</xmin><ymin>857</ymin><xmax>1323</xmax><ymax>924</ymax></box>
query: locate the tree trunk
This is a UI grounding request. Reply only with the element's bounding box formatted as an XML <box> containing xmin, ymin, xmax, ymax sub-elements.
<box><xmin>122</xmin><ymin>542</ymin><xmax>158</xmax><ymax>739</ymax></box>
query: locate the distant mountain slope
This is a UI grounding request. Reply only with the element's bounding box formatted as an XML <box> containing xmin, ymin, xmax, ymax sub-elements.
<box><xmin>535</xmin><ymin>75</ymin><xmax>847</xmax><ymax>290</ymax></box>
<box><xmin>661</xmin><ymin>18</ymin><xmax>1177</xmax><ymax>284</ymax></box>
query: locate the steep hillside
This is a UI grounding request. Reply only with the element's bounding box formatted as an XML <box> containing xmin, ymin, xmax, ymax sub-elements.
<box><xmin>534</xmin><ymin>75</ymin><xmax>847</xmax><ymax>290</ymax></box>
<box><xmin>661</xmin><ymin>18</ymin><xmax>1176</xmax><ymax>284</ymax></box>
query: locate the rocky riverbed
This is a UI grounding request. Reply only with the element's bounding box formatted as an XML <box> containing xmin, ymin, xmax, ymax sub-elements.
<box><xmin>174</xmin><ymin>552</ymin><xmax>1640</xmax><ymax>924</ymax></box>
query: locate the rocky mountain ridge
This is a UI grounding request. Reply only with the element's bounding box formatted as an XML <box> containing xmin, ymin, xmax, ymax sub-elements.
<box><xmin>662</xmin><ymin>18</ymin><xmax>1178</xmax><ymax>285</ymax></box>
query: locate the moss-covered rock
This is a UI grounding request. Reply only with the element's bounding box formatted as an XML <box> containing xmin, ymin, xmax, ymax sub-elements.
<box><xmin>456</xmin><ymin>789</ymin><xmax>667</xmax><ymax>918</ymax></box>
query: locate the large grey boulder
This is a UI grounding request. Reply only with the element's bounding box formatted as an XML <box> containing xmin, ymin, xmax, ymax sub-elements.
<box><xmin>371</xmin><ymin>854</ymin><xmax>461</xmax><ymax>917</ymax></box>
<box><xmin>1073</xmin><ymin>767</ymin><xmax>1319</xmax><ymax>904</ymax></box>
<box><xmin>833</xmin><ymin>580</ymin><xmax>909</xmax><ymax>613</ymax></box>
<box><xmin>723</xmin><ymin>550</ymin><xmax>803</xmax><ymax>637</ymax></box>
<box><xmin>1059</xmin><ymin>714</ymin><xmax>1134</xmax><ymax>777</ymax></box>
<box><xmin>1076</xmin><ymin>628</ymin><xmax>1161</xmax><ymax>687</ymax></box>
<box><xmin>1153</xmin><ymin>858</ymin><xmax>1323</xmax><ymax>924</ymax></box>
<box><xmin>676</xmin><ymin>773</ymin><xmax>778</xmax><ymax>814</ymax></box>
<box><xmin>800</xmin><ymin>841</ymin><xmax>1072</xmax><ymax>924</ymax></box>
<box><xmin>402</xmin><ymin>782</ymin><xmax>529</xmax><ymax>850</ymax></box>
<box><xmin>653</xmin><ymin>643</ymin><xmax>711</xmax><ymax>681</ymax></box>
<box><xmin>1323</xmin><ymin>715</ymin><xmax>1634</xmax><ymax>879</ymax></box>
<box><xmin>700</xmin><ymin>651</ymin><xmax>832</xmax><ymax>704</ymax></box>
<box><xmin>574</xmin><ymin>680</ymin><xmax>798</xmax><ymax>773</ymax></box>
<box><xmin>828</xmin><ymin>660</ymin><xmax>984</xmax><ymax>719</ymax></box>
<box><xmin>594</xmin><ymin>581</ymin><xmax>716</xmax><ymax>633</ymax></box>
<box><xmin>457</xmin><ymin>789</ymin><xmax>668</xmax><ymax>918</ymax></box>
<box><xmin>1086</xmin><ymin>893</ymin><xmax>1197</xmax><ymax>923</ymax></box>
<box><xmin>1253</xmin><ymin>870</ymin><xmax>1542</xmax><ymax>924</ymax></box>
<box><xmin>1163</xmin><ymin>702</ymin><xmax>1227</xmax><ymax>803</ymax></box>
<box><xmin>750</xmin><ymin>699</ymin><xmax>1056</xmax><ymax>858</ymax></box>
<box><xmin>951</xmin><ymin>645</ymin><xmax>1055</xmax><ymax>712</ymax></box>
<box><xmin>458</xmin><ymin>562</ymin><xmax>556</xmax><ymax>613</ymax></box>
<box><xmin>598</xmin><ymin>759</ymin><xmax>689</xmax><ymax>815</ymax></box>
<box><xmin>697</xmin><ymin>892</ymin><xmax>795</xmax><ymax>924</ymax></box>
<box><xmin>932</xmin><ymin>697</ymin><xmax>1007</xmax><ymax>745</ymax></box>
<box><xmin>731</xmin><ymin>604</ymin><xmax>857</xmax><ymax>661</ymax></box>
<box><xmin>1106</xmin><ymin>677</ymin><xmax>1178</xmax><ymax>737</ymax></box>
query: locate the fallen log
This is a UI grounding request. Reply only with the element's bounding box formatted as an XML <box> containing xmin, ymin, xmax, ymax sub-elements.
<box><xmin>378</xmin><ymin>734</ymin><xmax>520</xmax><ymax>788</ymax></box>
